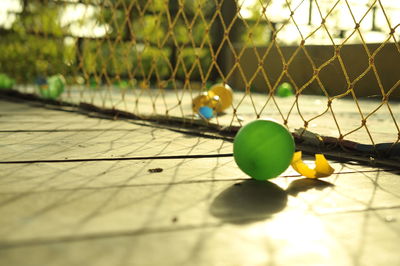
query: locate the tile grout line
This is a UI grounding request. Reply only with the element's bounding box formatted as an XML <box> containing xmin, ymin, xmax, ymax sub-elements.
<box><xmin>0</xmin><ymin>153</ymin><xmax>234</xmax><ymax>164</ymax></box>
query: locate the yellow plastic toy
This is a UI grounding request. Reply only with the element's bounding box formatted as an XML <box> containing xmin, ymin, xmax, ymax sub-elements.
<box><xmin>291</xmin><ymin>151</ymin><xmax>335</xmax><ymax>178</ymax></box>
<box><xmin>192</xmin><ymin>83</ymin><xmax>233</xmax><ymax>114</ymax></box>
<box><xmin>208</xmin><ymin>83</ymin><xmax>233</xmax><ymax>113</ymax></box>
<box><xmin>192</xmin><ymin>92</ymin><xmax>210</xmax><ymax>113</ymax></box>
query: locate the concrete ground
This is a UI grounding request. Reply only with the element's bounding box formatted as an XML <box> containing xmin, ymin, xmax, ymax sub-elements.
<box><xmin>0</xmin><ymin>98</ymin><xmax>399</xmax><ymax>266</ymax></box>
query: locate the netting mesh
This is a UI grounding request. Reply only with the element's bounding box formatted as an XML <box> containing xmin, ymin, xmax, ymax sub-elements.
<box><xmin>0</xmin><ymin>0</ymin><xmax>399</xmax><ymax>162</ymax></box>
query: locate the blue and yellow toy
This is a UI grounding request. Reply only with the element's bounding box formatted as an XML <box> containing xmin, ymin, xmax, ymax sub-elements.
<box><xmin>192</xmin><ymin>83</ymin><xmax>233</xmax><ymax>119</ymax></box>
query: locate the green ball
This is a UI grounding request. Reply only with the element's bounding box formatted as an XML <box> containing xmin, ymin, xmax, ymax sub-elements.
<box><xmin>89</xmin><ymin>77</ymin><xmax>98</xmax><ymax>89</ymax></box>
<box><xmin>119</xmin><ymin>80</ymin><xmax>129</xmax><ymax>89</ymax></box>
<box><xmin>276</xmin><ymin>82</ymin><xmax>294</xmax><ymax>97</ymax></box>
<box><xmin>0</xmin><ymin>74</ymin><xmax>15</xmax><ymax>90</ymax></box>
<box><xmin>39</xmin><ymin>75</ymin><xmax>65</xmax><ymax>100</ymax></box>
<box><xmin>233</xmin><ymin>119</ymin><xmax>295</xmax><ymax>180</ymax></box>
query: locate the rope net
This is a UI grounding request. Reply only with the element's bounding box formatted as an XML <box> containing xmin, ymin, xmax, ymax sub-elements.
<box><xmin>0</xmin><ymin>0</ymin><xmax>399</xmax><ymax>164</ymax></box>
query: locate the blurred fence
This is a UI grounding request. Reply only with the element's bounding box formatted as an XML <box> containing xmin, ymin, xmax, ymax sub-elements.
<box><xmin>0</xmin><ymin>0</ymin><xmax>399</xmax><ymax>164</ymax></box>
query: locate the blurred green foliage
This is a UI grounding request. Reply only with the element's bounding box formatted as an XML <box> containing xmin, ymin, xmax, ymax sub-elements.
<box><xmin>92</xmin><ymin>0</ymin><xmax>215</xmax><ymax>82</ymax></box>
<box><xmin>0</xmin><ymin>0</ymin><xmax>224</xmax><ymax>84</ymax></box>
<box><xmin>82</xmin><ymin>41</ymin><xmax>171</xmax><ymax>78</ymax></box>
<box><xmin>0</xmin><ymin>2</ymin><xmax>74</xmax><ymax>83</ymax></box>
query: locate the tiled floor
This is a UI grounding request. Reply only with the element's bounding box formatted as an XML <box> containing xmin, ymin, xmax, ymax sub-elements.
<box><xmin>0</xmin><ymin>99</ymin><xmax>399</xmax><ymax>266</ymax></box>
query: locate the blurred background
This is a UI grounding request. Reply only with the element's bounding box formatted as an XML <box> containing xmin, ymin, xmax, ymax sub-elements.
<box><xmin>0</xmin><ymin>0</ymin><xmax>399</xmax><ymax>146</ymax></box>
<box><xmin>0</xmin><ymin>0</ymin><xmax>399</xmax><ymax>93</ymax></box>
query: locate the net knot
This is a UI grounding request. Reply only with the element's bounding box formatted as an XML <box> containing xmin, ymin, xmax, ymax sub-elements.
<box><xmin>361</xmin><ymin>119</ymin><xmax>367</xmax><ymax>126</ymax></box>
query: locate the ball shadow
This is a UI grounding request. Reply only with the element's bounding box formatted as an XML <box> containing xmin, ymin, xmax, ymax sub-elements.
<box><xmin>210</xmin><ymin>180</ymin><xmax>288</xmax><ymax>224</ymax></box>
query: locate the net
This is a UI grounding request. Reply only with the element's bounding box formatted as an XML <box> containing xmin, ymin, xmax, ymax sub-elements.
<box><xmin>0</xmin><ymin>0</ymin><xmax>399</xmax><ymax>166</ymax></box>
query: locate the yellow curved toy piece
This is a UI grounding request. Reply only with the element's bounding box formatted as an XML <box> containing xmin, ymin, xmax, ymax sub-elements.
<box><xmin>291</xmin><ymin>151</ymin><xmax>334</xmax><ymax>178</ymax></box>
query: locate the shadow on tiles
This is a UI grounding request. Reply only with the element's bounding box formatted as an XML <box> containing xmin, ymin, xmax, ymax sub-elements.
<box><xmin>286</xmin><ymin>178</ymin><xmax>334</xmax><ymax>196</ymax></box>
<box><xmin>209</xmin><ymin>180</ymin><xmax>287</xmax><ymax>224</ymax></box>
